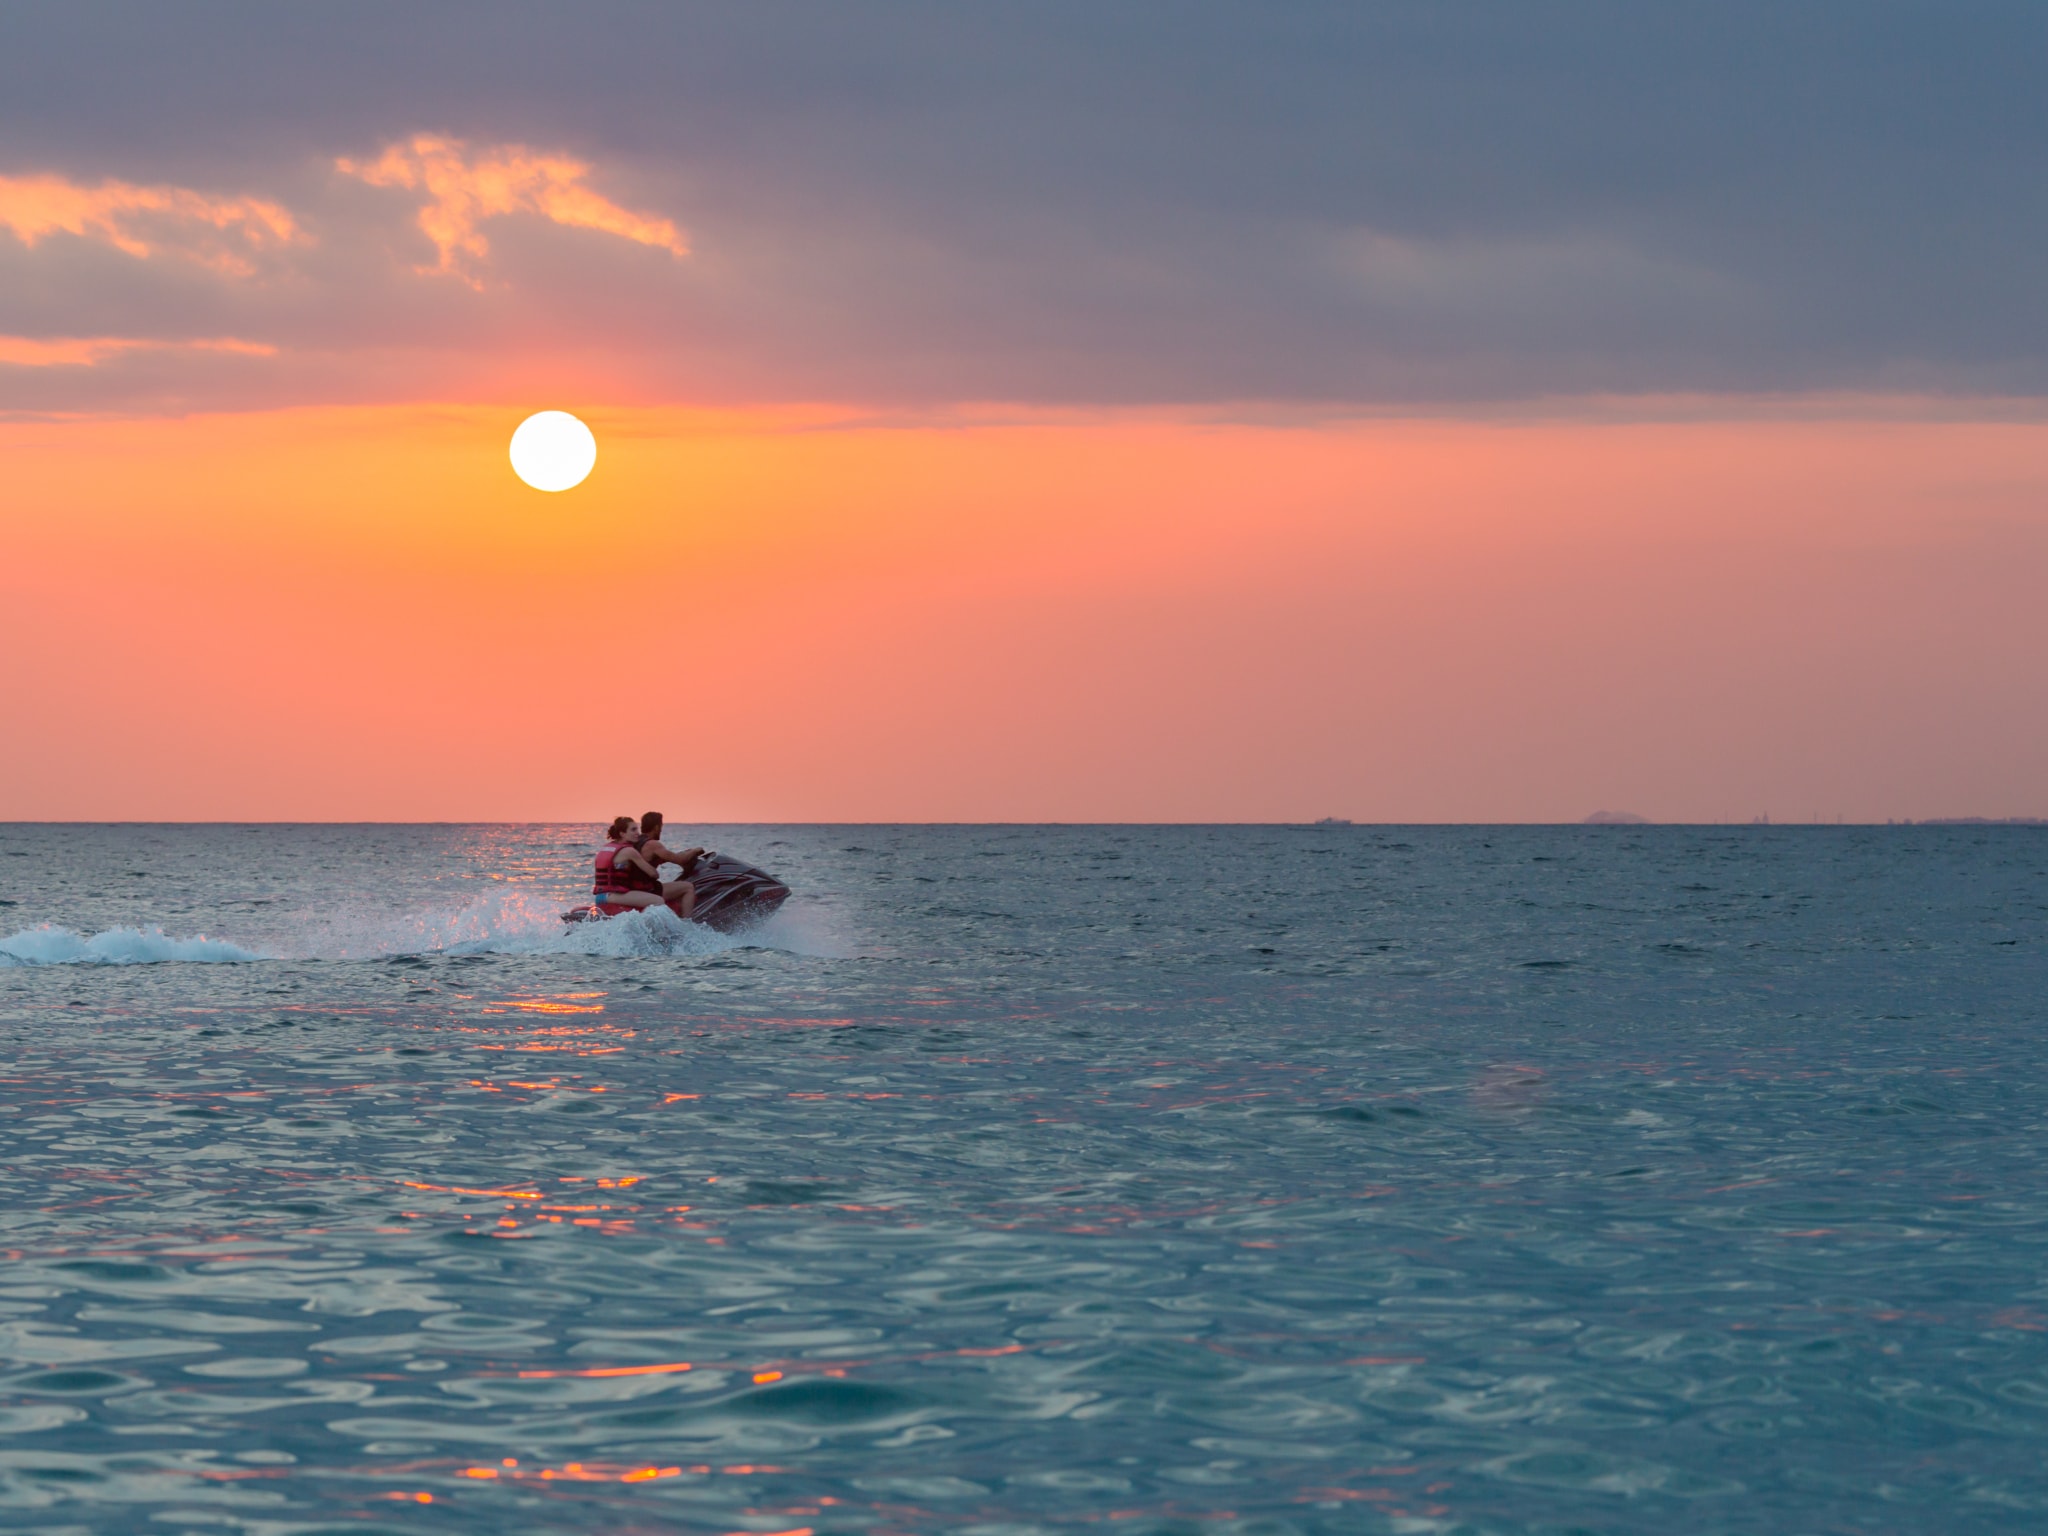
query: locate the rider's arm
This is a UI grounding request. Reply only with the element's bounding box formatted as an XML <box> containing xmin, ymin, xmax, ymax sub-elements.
<box><xmin>647</xmin><ymin>840</ymin><xmax>706</xmax><ymax>873</ymax></box>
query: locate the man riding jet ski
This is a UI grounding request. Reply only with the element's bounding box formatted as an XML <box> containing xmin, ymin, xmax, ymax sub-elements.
<box><xmin>562</xmin><ymin>813</ymin><xmax>790</xmax><ymax>933</ymax></box>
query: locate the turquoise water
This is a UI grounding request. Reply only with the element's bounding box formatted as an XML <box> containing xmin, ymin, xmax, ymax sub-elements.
<box><xmin>1</xmin><ymin>824</ymin><xmax>2045</xmax><ymax>1533</ymax></box>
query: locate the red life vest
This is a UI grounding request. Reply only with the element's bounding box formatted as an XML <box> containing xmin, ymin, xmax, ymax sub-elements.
<box><xmin>593</xmin><ymin>840</ymin><xmax>637</xmax><ymax>896</ymax></box>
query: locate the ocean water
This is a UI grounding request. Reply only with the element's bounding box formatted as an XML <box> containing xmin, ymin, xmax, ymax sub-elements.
<box><xmin>1</xmin><ymin>823</ymin><xmax>2045</xmax><ymax>1535</ymax></box>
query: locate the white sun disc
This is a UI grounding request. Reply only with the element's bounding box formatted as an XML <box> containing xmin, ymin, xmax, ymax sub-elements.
<box><xmin>509</xmin><ymin>410</ymin><xmax>597</xmax><ymax>492</ymax></box>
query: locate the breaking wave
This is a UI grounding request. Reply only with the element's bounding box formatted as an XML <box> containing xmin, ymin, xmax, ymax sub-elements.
<box><xmin>0</xmin><ymin>925</ymin><xmax>261</xmax><ymax>967</ymax></box>
<box><xmin>274</xmin><ymin>886</ymin><xmax>851</xmax><ymax>960</ymax></box>
<box><xmin>0</xmin><ymin>894</ymin><xmax>852</xmax><ymax>967</ymax></box>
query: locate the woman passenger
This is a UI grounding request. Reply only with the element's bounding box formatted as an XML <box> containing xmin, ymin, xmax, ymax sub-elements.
<box><xmin>592</xmin><ymin>816</ymin><xmax>696</xmax><ymax>920</ymax></box>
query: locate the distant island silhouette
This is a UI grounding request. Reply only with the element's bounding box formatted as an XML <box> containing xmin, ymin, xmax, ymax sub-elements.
<box><xmin>1906</xmin><ymin>817</ymin><xmax>2047</xmax><ymax>826</ymax></box>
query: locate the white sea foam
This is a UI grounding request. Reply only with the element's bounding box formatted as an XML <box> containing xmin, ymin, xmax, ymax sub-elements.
<box><xmin>0</xmin><ymin>925</ymin><xmax>262</xmax><ymax>967</ymax></box>
<box><xmin>450</xmin><ymin>900</ymin><xmax>748</xmax><ymax>959</ymax></box>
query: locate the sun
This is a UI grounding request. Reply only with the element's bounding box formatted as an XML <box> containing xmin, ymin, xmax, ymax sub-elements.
<box><xmin>509</xmin><ymin>410</ymin><xmax>597</xmax><ymax>492</ymax></box>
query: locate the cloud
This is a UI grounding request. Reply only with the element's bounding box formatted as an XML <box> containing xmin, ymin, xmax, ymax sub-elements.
<box><xmin>335</xmin><ymin>134</ymin><xmax>687</xmax><ymax>285</ymax></box>
<box><xmin>0</xmin><ymin>334</ymin><xmax>274</xmax><ymax>367</ymax></box>
<box><xmin>0</xmin><ymin>172</ymin><xmax>301</xmax><ymax>274</ymax></box>
<box><xmin>3</xmin><ymin>5</ymin><xmax>2046</xmax><ymax>411</ymax></box>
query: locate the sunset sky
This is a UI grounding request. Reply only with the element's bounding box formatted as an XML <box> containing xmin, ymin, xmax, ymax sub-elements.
<box><xmin>5</xmin><ymin>2</ymin><xmax>2046</xmax><ymax>822</ymax></box>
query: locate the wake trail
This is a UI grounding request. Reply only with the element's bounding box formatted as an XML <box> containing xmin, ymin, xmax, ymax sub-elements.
<box><xmin>0</xmin><ymin>926</ymin><xmax>261</xmax><ymax>967</ymax></box>
<box><xmin>0</xmin><ymin>890</ymin><xmax>852</xmax><ymax>966</ymax></box>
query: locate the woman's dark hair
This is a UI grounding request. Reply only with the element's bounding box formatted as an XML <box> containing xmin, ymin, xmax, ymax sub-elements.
<box><xmin>640</xmin><ymin>811</ymin><xmax>664</xmax><ymax>839</ymax></box>
<box><xmin>607</xmin><ymin>815</ymin><xmax>634</xmax><ymax>840</ymax></box>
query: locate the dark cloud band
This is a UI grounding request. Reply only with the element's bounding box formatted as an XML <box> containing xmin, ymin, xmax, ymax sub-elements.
<box><xmin>2</xmin><ymin>1</ymin><xmax>2043</xmax><ymax>412</ymax></box>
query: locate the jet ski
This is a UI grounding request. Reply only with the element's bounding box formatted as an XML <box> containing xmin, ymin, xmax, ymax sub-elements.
<box><xmin>562</xmin><ymin>851</ymin><xmax>791</xmax><ymax>933</ymax></box>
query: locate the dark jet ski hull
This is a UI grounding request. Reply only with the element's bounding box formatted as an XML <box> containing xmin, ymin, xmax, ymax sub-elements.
<box><xmin>562</xmin><ymin>852</ymin><xmax>791</xmax><ymax>933</ymax></box>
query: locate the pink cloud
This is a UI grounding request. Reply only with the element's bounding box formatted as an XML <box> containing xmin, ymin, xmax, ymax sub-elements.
<box><xmin>336</xmin><ymin>134</ymin><xmax>688</xmax><ymax>284</ymax></box>
<box><xmin>0</xmin><ymin>335</ymin><xmax>277</xmax><ymax>367</ymax></box>
<box><xmin>0</xmin><ymin>174</ymin><xmax>303</xmax><ymax>275</ymax></box>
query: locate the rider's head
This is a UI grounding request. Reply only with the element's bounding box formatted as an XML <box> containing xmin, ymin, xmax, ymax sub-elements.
<box><xmin>607</xmin><ymin>815</ymin><xmax>634</xmax><ymax>841</ymax></box>
<box><xmin>641</xmin><ymin>811</ymin><xmax>664</xmax><ymax>840</ymax></box>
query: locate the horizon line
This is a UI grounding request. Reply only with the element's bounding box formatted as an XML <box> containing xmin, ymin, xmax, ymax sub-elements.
<box><xmin>1</xmin><ymin>818</ymin><xmax>2042</xmax><ymax>829</ymax></box>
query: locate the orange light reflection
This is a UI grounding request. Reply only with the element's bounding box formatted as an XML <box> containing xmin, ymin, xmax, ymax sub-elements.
<box><xmin>460</xmin><ymin>1460</ymin><xmax>786</xmax><ymax>1481</ymax></box>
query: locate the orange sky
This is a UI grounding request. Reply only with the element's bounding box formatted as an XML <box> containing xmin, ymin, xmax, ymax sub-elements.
<box><xmin>6</xmin><ymin>402</ymin><xmax>2045</xmax><ymax>822</ymax></box>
